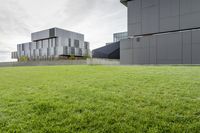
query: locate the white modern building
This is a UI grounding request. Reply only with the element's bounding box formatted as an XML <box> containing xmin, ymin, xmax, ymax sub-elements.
<box><xmin>12</xmin><ymin>28</ymin><xmax>90</xmax><ymax>60</ymax></box>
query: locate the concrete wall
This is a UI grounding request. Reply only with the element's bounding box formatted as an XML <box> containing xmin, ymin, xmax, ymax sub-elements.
<box><xmin>0</xmin><ymin>59</ymin><xmax>120</xmax><ymax>67</ymax></box>
<box><xmin>120</xmin><ymin>29</ymin><xmax>200</xmax><ymax>64</ymax></box>
<box><xmin>128</xmin><ymin>0</ymin><xmax>200</xmax><ymax>36</ymax></box>
<box><xmin>87</xmin><ymin>58</ymin><xmax>120</xmax><ymax>65</ymax></box>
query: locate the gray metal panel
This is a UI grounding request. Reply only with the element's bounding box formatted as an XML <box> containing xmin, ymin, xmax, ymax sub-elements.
<box><xmin>192</xmin><ymin>29</ymin><xmax>200</xmax><ymax>64</ymax></box>
<box><xmin>128</xmin><ymin>23</ymin><xmax>142</xmax><ymax>36</ymax></box>
<box><xmin>120</xmin><ymin>39</ymin><xmax>133</xmax><ymax>64</ymax></box>
<box><xmin>149</xmin><ymin>35</ymin><xmax>157</xmax><ymax>64</ymax></box>
<box><xmin>156</xmin><ymin>32</ymin><xmax>182</xmax><ymax>64</ymax></box>
<box><xmin>31</xmin><ymin>29</ymin><xmax>50</xmax><ymax>41</ymax></box>
<box><xmin>141</xmin><ymin>0</ymin><xmax>159</xmax><ymax>34</ymax></box>
<box><xmin>182</xmin><ymin>30</ymin><xmax>192</xmax><ymax>64</ymax></box>
<box><xmin>180</xmin><ymin>0</ymin><xmax>200</xmax><ymax>29</ymax></box>
<box><xmin>132</xmin><ymin>36</ymin><xmax>149</xmax><ymax>64</ymax></box>
<box><xmin>120</xmin><ymin>39</ymin><xmax>132</xmax><ymax>49</ymax></box>
<box><xmin>128</xmin><ymin>0</ymin><xmax>142</xmax><ymax>36</ymax></box>
<box><xmin>159</xmin><ymin>0</ymin><xmax>180</xmax><ymax>32</ymax></box>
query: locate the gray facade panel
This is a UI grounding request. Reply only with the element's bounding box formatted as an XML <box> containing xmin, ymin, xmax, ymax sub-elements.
<box><xmin>32</xmin><ymin>29</ymin><xmax>50</xmax><ymax>41</ymax></box>
<box><xmin>159</xmin><ymin>0</ymin><xmax>179</xmax><ymax>32</ymax></box>
<box><xmin>120</xmin><ymin>0</ymin><xmax>200</xmax><ymax>64</ymax></box>
<box><xmin>180</xmin><ymin>0</ymin><xmax>200</xmax><ymax>29</ymax></box>
<box><xmin>120</xmin><ymin>30</ymin><xmax>200</xmax><ymax>65</ymax></box>
<box><xmin>149</xmin><ymin>35</ymin><xmax>157</xmax><ymax>64</ymax></box>
<box><xmin>128</xmin><ymin>0</ymin><xmax>142</xmax><ymax>36</ymax></box>
<box><xmin>192</xmin><ymin>29</ymin><xmax>200</xmax><ymax>64</ymax></box>
<box><xmin>141</xmin><ymin>0</ymin><xmax>159</xmax><ymax>34</ymax></box>
<box><xmin>182</xmin><ymin>31</ymin><xmax>192</xmax><ymax>64</ymax></box>
<box><xmin>128</xmin><ymin>23</ymin><xmax>141</xmax><ymax>36</ymax></box>
<box><xmin>156</xmin><ymin>32</ymin><xmax>182</xmax><ymax>64</ymax></box>
<box><xmin>120</xmin><ymin>39</ymin><xmax>133</xmax><ymax>64</ymax></box>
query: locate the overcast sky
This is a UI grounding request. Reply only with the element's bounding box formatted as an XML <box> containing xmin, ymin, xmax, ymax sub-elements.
<box><xmin>0</xmin><ymin>0</ymin><xmax>127</xmax><ymax>62</ymax></box>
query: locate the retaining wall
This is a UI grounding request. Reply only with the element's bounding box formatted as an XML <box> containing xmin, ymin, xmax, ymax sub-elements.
<box><xmin>0</xmin><ymin>58</ymin><xmax>120</xmax><ymax>67</ymax></box>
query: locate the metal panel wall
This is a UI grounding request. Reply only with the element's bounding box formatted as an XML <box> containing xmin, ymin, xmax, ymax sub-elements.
<box><xmin>120</xmin><ymin>30</ymin><xmax>200</xmax><ymax>65</ymax></box>
<box><xmin>180</xmin><ymin>0</ymin><xmax>200</xmax><ymax>29</ymax></box>
<box><xmin>159</xmin><ymin>0</ymin><xmax>180</xmax><ymax>32</ymax></box>
<box><xmin>120</xmin><ymin>39</ymin><xmax>133</xmax><ymax>64</ymax></box>
<box><xmin>149</xmin><ymin>35</ymin><xmax>157</xmax><ymax>64</ymax></box>
<box><xmin>182</xmin><ymin>30</ymin><xmax>192</xmax><ymax>64</ymax></box>
<box><xmin>31</xmin><ymin>29</ymin><xmax>50</xmax><ymax>41</ymax></box>
<box><xmin>156</xmin><ymin>32</ymin><xmax>182</xmax><ymax>64</ymax></box>
<box><xmin>127</xmin><ymin>0</ymin><xmax>200</xmax><ymax>36</ymax></box>
<box><xmin>141</xmin><ymin>0</ymin><xmax>159</xmax><ymax>34</ymax></box>
<box><xmin>191</xmin><ymin>29</ymin><xmax>200</xmax><ymax>64</ymax></box>
<box><xmin>128</xmin><ymin>0</ymin><xmax>142</xmax><ymax>36</ymax></box>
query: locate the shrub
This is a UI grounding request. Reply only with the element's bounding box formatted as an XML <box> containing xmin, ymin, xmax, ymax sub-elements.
<box><xmin>83</xmin><ymin>54</ymin><xmax>91</xmax><ymax>59</ymax></box>
<box><xmin>69</xmin><ymin>55</ymin><xmax>75</xmax><ymax>60</ymax></box>
<box><xmin>19</xmin><ymin>56</ymin><xmax>29</xmax><ymax>62</ymax></box>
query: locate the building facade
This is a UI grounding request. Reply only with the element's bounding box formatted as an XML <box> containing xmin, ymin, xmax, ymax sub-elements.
<box><xmin>120</xmin><ymin>0</ymin><xmax>200</xmax><ymax>64</ymax></box>
<box><xmin>92</xmin><ymin>32</ymin><xmax>127</xmax><ymax>59</ymax></box>
<box><xmin>12</xmin><ymin>28</ymin><xmax>90</xmax><ymax>60</ymax></box>
<box><xmin>113</xmin><ymin>32</ymin><xmax>128</xmax><ymax>42</ymax></box>
<box><xmin>92</xmin><ymin>41</ymin><xmax>120</xmax><ymax>59</ymax></box>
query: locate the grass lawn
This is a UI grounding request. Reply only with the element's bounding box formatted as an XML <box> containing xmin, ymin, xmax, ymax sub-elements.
<box><xmin>0</xmin><ymin>65</ymin><xmax>199</xmax><ymax>132</ymax></box>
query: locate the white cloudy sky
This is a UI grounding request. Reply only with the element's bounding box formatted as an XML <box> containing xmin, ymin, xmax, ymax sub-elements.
<box><xmin>0</xmin><ymin>0</ymin><xmax>127</xmax><ymax>62</ymax></box>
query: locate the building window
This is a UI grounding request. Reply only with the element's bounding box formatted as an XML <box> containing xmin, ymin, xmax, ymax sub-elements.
<box><xmin>68</xmin><ymin>38</ymin><xmax>71</xmax><ymax>47</ymax></box>
<box><xmin>74</xmin><ymin>40</ymin><xmax>79</xmax><ymax>48</ymax></box>
<box><xmin>47</xmin><ymin>48</ymin><xmax>50</xmax><ymax>57</ymax></box>
<box><xmin>36</xmin><ymin>41</ymin><xmax>39</xmax><ymax>49</ymax></box>
<box><xmin>79</xmin><ymin>49</ymin><xmax>82</xmax><ymax>56</ymax></box>
<box><xmin>84</xmin><ymin>42</ymin><xmax>89</xmax><ymax>49</ymax></box>
<box><xmin>29</xmin><ymin>43</ymin><xmax>32</xmax><ymax>50</ymax></box>
<box><xmin>63</xmin><ymin>46</ymin><xmax>68</xmax><ymax>55</ymax></box>
<box><xmin>51</xmin><ymin>39</ymin><xmax>54</xmax><ymax>47</ymax></box>
<box><xmin>22</xmin><ymin>44</ymin><xmax>25</xmax><ymax>51</ymax></box>
<box><xmin>71</xmin><ymin>47</ymin><xmax>75</xmax><ymax>55</ymax></box>
<box><xmin>41</xmin><ymin>41</ymin><xmax>43</xmax><ymax>48</ymax></box>
<box><xmin>48</xmin><ymin>39</ymin><xmax>50</xmax><ymax>48</ymax></box>
<box><xmin>55</xmin><ymin>38</ymin><xmax>58</xmax><ymax>47</ymax></box>
<box><xmin>54</xmin><ymin>47</ymin><xmax>57</xmax><ymax>56</ymax></box>
<box><xmin>33</xmin><ymin>50</ymin><xmax>36</xmax><ymax>57</ymax></box>
<box><xmin>39</xmin><ymin>49</ymin><xmax>42</xmax><ymax>56</ymax></box>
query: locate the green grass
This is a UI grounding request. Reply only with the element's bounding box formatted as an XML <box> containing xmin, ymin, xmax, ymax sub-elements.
<box><xmin>0</xmin><ymin>65</ymin><xmax>199</xmax><ymax>132</ymax></box>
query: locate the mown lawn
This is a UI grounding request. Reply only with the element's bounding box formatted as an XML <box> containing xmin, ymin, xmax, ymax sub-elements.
<box><xmin>0</xmin><ymin>65</ymin><xmax>199</xmax><ymax>132</ymax></box>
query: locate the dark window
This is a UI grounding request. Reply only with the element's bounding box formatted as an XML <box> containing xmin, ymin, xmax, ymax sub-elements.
<box><xmin>49</xmin><ymin>28</ymin><xmax>55</xmax><ymax>37</ymax></box>
<box><xmin>68</xmin><ymin>38</ymin><xmax>71</xmax><ymax>47</ymax></box>
<box><xmin>22</xmin><ymin>44</ymin><xmax>25</xmax><ymax>51</ymax></box>
<box><xmin>36</xmin><ymin>41</ymin><xmax>39</xmax><ymax>49</ymax></box>
<box><xmin>71</xmin><ymin>47</ymin><xmax>75</xmax><ymax>55</ymax></box>
<box><xmin>74</xmin><ymin>40</ymin><xmax>79</xmax><ymax>48</ymax></box>
<box><xmin>51</xmin><ymin>39</ymin><xmax>54</xmax><ymax>47</ymax></box>
<box><xmin>41</xmin><ymin>41</ymin><xmax>43</xmax><ymax>48</ymax></box>
<box><xmin>55</xmin><ymin>38</ymin><xmax>58</xmax><ymax>46</ymax></box>
<box><xmin>63</xmin><ymin>46</ymin><xmax>68</xmax><ymax>55</ymax></box>
<box><xmin>84</xmin><ymin>42</ymin><xmax>88</xmax><ymax>49</ymax></box>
